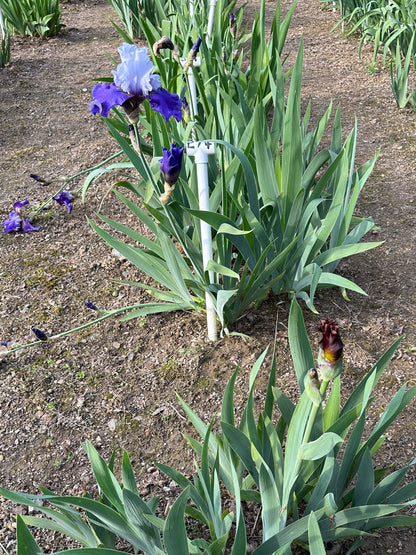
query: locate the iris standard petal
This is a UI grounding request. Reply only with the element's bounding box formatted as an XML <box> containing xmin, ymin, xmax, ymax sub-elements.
<box><xmin>149</xmin><ymin>88</ymin><xmax>183</xmax><ymax>122</ymax></box>
<box><xmin>14</xmin><ymin>200</ymin><xmax>29</xmax><ymax>212</ymax></box>
<box><xmin>90</xmin><ymin>82</ymin><xmax>130</xmax><ymax>117</ymax></box>
<box><xmin>113</xmin><ymin>44</ymin><xmax>161</xmax><ymax>97</ymax></box>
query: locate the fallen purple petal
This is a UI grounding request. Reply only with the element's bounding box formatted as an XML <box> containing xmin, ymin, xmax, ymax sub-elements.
<box><xmin>53</xmin><ymin>191</ymin><xmax>74</xmax><ymax>214</ymax></box>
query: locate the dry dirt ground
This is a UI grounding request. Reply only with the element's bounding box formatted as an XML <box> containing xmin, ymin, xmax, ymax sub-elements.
<box><xmin>0</xmin><ymin>0</ymin><xmax>416</xmax><ymax>552</ymax></box>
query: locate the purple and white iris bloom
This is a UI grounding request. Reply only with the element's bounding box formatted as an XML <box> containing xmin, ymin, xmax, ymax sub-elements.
<box><xmin>90</xmin><ymin>43</ymin><xmax>182</xmax><ymax>123</ymax></box>
<box><xmin>53</xmin><ymin>191</ymin><xmax>74</xmax><ymax>213</ymax></box>
<box><xmin>3</xmin><ymin>200</ymin><xmax>39</xmax><ymax>233</ymax></box>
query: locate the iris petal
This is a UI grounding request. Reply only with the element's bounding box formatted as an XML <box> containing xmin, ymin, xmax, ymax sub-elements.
<box><xmin>14</xmin><ymin>200</ymin><xmax>29</xmax><ymax>212</ymax></box>
<box><xmin>159</xmin><ymin>144</ymin><xmax>184</xmax><ymax>185</ymax></box>
<box><xmin>90</xmin><ymin>82</ymin><xmax>130</xmax><ymax>117</ymax></box>
<box><xmin>3</xmin><ymin>211</ymin><xmax>21</xmax><ymax>233</ymax></box>
<box><xmin>21</xmin><ymin>219</ymin><xmax>39</xmax><ymax>233</ymax></box>
<box><xmin>149</xmin><ymin>88</ymin><xmax>183</xmax><ymax>122</ymax></box>
<box><xmin>53</xmin><ymin>191</ymin><xmax>74</xmax><ymax>214</ymax></box>
<box><xmin>113</xmin><ymin>44</ymin><xmax>161</xmax><ymax>97</ymax></box>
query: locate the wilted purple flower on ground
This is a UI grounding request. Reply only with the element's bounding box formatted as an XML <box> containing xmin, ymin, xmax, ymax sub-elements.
<box><xmin>158</xmin><ymin>144</ymin><xmax>184</xmax><ymax>204</ymax></box>
<box><xmin>53</xmin><ymin>191</ymin><xmax>74</xmax><ymax>213</ymax></box>
<box><xmin>3</xmin><ymin>200</ymin><xmax>39</xmax><ymax>233</ymax></box>
<box><xmin>85</xmin><ymin>300</ymin><xmax>98</xmax><ymax>311</ymax></box>
<box><xmin>32</xmin><ymin>328</ymin><xmax>48</xmax><ymax>341</ymax></box>
<box><xmin>1</xmin><ymin>341</ymin><xmax>9</xmax><ymax>347</ymax></box>
<box><xmin>90</xmin><ymin>43</ymin><xmax>182</xmax><ymax>123</ymax></box>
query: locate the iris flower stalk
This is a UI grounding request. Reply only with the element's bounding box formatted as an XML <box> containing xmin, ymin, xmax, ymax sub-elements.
<box><xmin>303</xmin><ymin>319</ymin><xmax>344</xmax><ymax>444</ymax></box>
<box><xmin>2</xmin><ymin>304</ymin><xmax>150</xmax><ymax>355</ymax></box>
<box><xmin>28</xmin><ymin>150</ymin><xmax>124</xmax><ymax>218</ymax></box>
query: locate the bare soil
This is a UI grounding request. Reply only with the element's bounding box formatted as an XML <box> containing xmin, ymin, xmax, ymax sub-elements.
<box><xmin>0</xmin><ymin>0</ymin><xmax>415</xmax><ymax>552</ymax></box>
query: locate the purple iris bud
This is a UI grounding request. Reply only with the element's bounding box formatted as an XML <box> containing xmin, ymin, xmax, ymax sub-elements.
<box><xmin>192</xmin><ymin>37</ymin><xmax>202</xmax><ymax>54</ymax></box>
<box><xmin>159</xmin><ymin>144</ymin><xmax>184</xmax><ymax>185</ymax></box>
<box><xmin>229</xmin><ymin>13</ymin><xmax>236</xmax><ymax>36</ymax></box>
<box><xmin>29</xmin><ymin>174</ymin><xmax>50</xmax><ymax>185</ymax></box>
<box><xmin>85</xmin><ymin>300</ymin><xmax>98</xmax><ymax>311</ymax></box>
<box><xmin>53</xmin><ymin>191</ymin><xmax>74</xmax><ymax>214</ymax></box>
<box><xmin>1</xmin><ymin>341</ymin><xmax>9</xmax><ymax>347</ymax></box>
<box><xmin>90</xmin><ymin>43</ymin><xmax>182</xmax><ymax>124</ymax></box>
<box><xmin>32</xmin><ymin>328</ymin><xmax>48</xmax><ymax>341</ymax></box>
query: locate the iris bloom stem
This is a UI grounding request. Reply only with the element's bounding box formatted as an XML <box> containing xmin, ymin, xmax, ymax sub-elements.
<box><xmin>3</xmin><ymin>304</ymin><xmax>143</xmax><ymax>355</ymax></box>
<box><xmin>31</xmin><ymin>150</ymin><xmax>124</xmax><ymax>216</ymax></box>
<box><xmin>132</xmin><ymin>124</ymin><xmax>205</xmax><ymax>282</ymax></box>
<box><xmin>303</xmin><ymin>378</ymin><xmax>330</xmax><ymax>446</ymax></box>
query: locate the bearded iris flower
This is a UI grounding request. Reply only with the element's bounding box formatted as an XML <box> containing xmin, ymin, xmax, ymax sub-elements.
<box><xmin>3</xmin><ymin>200</ymin><xmax>39</xmax><ymax>233</ymax></box>
<box><xmin>53</xmin><ymin>191</ymin><xmax>74</xmax><ymax>213</ymax></box>
<box><xmin>158</xmin><ymin>144</ymin><xmax>184</xmax><ymax>204</ymax></box>
<box><xmin>90</xmin><ymin>43</ymin><xmax>182</xmax><ymax>123</ymax></box>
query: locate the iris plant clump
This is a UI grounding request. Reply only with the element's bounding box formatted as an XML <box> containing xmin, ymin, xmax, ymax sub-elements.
<box><xmin>90</xmin><ymin>43</ymin><xmax>182</xmax><ymax>123</ymax></box>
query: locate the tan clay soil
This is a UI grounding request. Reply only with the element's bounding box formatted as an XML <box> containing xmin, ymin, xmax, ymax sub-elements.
<box><xmin>0</xmin><ymin>0</ymin><xmax>416</xmax><ymax>552</ymax></box>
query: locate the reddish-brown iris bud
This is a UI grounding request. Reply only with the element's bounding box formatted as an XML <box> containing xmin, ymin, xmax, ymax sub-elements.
<box><xmin>318</xmin><ymin>319</ymin><xmax>344</xmax><ymax>363</ymax></box>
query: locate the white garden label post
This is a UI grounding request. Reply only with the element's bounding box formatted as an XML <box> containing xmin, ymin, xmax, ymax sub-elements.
<box><xmin>187</xmin><ymin>140</ymin><xmax>217</xmax><ymax>341</ymax></box>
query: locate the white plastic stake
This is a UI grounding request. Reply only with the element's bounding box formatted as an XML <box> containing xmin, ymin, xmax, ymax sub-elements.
<box><xmin>0</xmin><ymin>7</ymin><xmax>5</xmax><ymax>40</ymax></box>
<box><xmin>189</xmin><ymin>0</ymin><xmax>194</xmax><ymax>18</ymax></box>
<box><xmin>180</xmin><ymin>56</ymin><xmax>201</xmax><ymax>119</ymax></box>
<box><xmin>187</xmin><ymin>140</ymin><xmax>217</xmax><ymax>341</ymax></box>
<box><xmin>207</xmin><ymin>0</ymin><xmax>218</xmax><ymax>38</ymax></box>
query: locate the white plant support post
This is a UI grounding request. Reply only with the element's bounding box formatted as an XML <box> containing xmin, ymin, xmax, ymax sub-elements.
<box><xmin>187</xmin><ymin>141</ymin><xmax>217</xmax><ymax>342</ymax></box>
<box><xmin>180</xmin><ymin>56</ymin><xmax>201</xmax><ymax>119</ymax></box>
<box><xmin>189</xmin><ymin>0</ymin><xmax>194</xmax><ymax>18</ymax></box>
<box><xmin>0</xmin><ymin>7</ymin><xmax>5</xmax><ymax>40</ymax></box>
<box><xmin>207</xmin><ymin>0</ymin><xmax>218</xmax><ymax>38</ymax></box>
